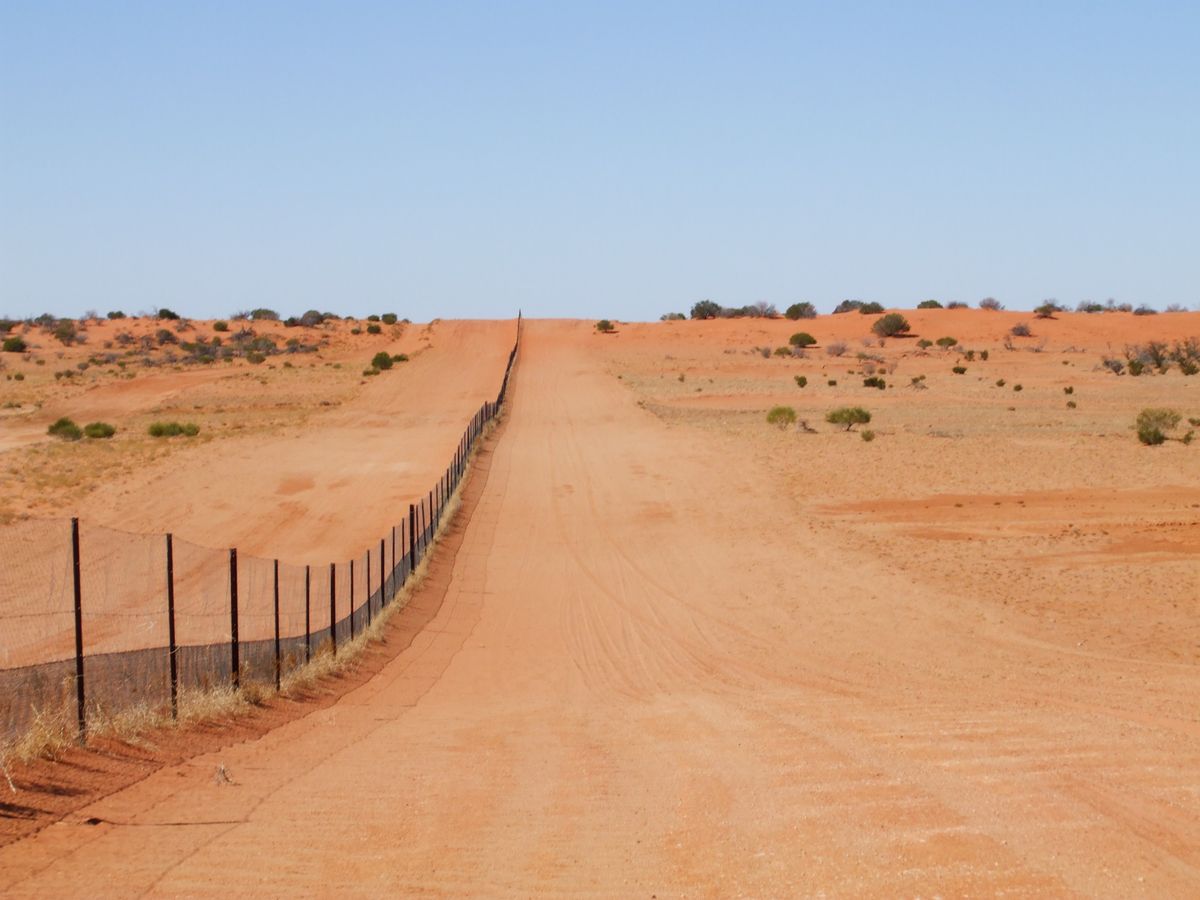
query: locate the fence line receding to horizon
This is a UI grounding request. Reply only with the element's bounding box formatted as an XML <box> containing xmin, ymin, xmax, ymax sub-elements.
<box><xmin>0</xmin><ymin>315</ymin><xmax>521</xmax><ymax>742</ymax></box>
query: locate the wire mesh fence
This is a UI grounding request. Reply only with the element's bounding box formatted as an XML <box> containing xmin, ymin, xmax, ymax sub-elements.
<box><xmin>0</xmin><ymin>317</ymin><xmax>520</xmax><ymax>742</ymax></box>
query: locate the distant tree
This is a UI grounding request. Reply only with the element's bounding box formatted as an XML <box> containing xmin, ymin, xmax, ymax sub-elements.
<box><xmin>1034</xmin><ymin>301</ymin><xmax>1060</xmax><ymax>319</ymax></box>
<box><xmin>106</xmin><ymin>310</ymin><xmax>126</xmax><ymax>320</ymax></box>
<box><xmin>157</xmin><ymin>308</ymin><xmax>181</xmax><ymax>320</ymax></box>
<box><xmin>832</xmin><ymin>299</ymin><xmax>864</xmax><ymax>314</ymax></box>
<box><xmin>917</xmin><ymin>299</ymin><xmax>943</xmax><ymax>309</ymax></box>
<box><xmin>825</xmin><ymin>406</ymin><xmax>872</xmax><ymax>431</ymax></box>
<box><xmin>784</xmin><ymin>301</ymin><xmax>817</xmax><ymax>320</ymax></box>
<box><xmin>596</xmin><ymin>319</ymin><xmax>616</xmax><ymax>333</ymax></box>
<box><xmin>871</xmin><ymin>313</ymin><xmax>911</xmax><ymax>337</ymax></box>
<box><xmin>690</xmin><ymin>300</ymin><xmax>722</xmax><ymax>320</ymax></box>
<box><xmin>858</xmin><ymin>301</ymin><xmax>885</xmax><ymax>315</ymax></box>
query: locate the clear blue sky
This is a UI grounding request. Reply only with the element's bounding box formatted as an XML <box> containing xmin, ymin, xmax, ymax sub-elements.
<box><xmin>2</xmin><ymin>1</ymin><xmax>1197</xmax><ymax>320</ymax></box>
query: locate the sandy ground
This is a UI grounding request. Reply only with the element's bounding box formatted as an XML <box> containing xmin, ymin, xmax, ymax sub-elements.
<box><xmin>1</xmin><ymin>312</ymin><xmax>1199</xmax><ymax>895</ymax></box>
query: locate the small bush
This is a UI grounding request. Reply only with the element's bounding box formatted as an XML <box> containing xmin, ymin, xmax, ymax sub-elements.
<box><xmin>947</xmin><ymin>301</ymin><xmax>969</xmax><ymax>309</ymax></box>
<box><xmin>1013</xmin><ymin>383</ymin><xmax>1023</xmax><ymax>392</ymax></box>
<box><xmin>980</xmin><ymin>350</ymin><xmax>989</xmax><ymax>361</ymax></box>
<box><xmin>367</xmin><ymin>314</ymin><xmax>381</xmax><ymax>322</ymax></box>
<box><xmin>1133</xmin><ymin>305</ymin><xmax>1158</xmax><ymax>316</ymax></box>
<box><xmin>1128</xmin><ymin>359</ymin><xmax>1145</xmax><ymax>376</ymax></box>
<box><xmin>917</xmin><ymin>300</ymin><xmax>942</xmax><ymax>309</ymax></box>
<box><xmin>371</xmin><ymin>351</ymin><xmax>394</xmax><ymax>370</ymax></box>
<box><xmin>157</xmin><ymin>308</ymin><xmax>180</xmax><ymax>320</ymax></box>
<box><xmin>1034</xmin><ymin>302</ymin><xmax>1060</xmax><ymax>319</ymax></box>
<box><xmin>48</xmin><ymin>417</ymin><xmax>82</xmax><ymax>441</ymax></box>
<box><xmin>148</xmin><ymin>421</ymin><xmax>200</xmax><ymax>437</ymax></box>
<box><xmin>860</xmin><ymin>429</ymin><xmax>876</xmax><ymax>442</ymax></box>
<box><xmin>350</xmin><ymin>328</ymin><xmax>362</xmax><ymax>335</ymax></box>
<box><xmin>84</xmin><ymin>421</ymin><xmax>116</xmax><ymax>439</ymax></box>
<box><xmin>963</xmin><ymin>350</ymin><xmax>975</xmax><ymax>362</ymax></box>
<box><xmin>935</xmin><ymin>336</ymin><xmax>957</xmax><ymax>348</ymax></box>
<box><xmin>863</xmin><ymin>376</ymin><xmax>886</xmax><ymax>389</ymax></box>
<box><xmin>995</xmin><ymin>378</ymin><xmax>1006</xmax><ymax>387</ymax></box>
<box><xmin>789</xmin><ymin>332</ymin><xmax>817</xmax><ymax>348</ymax></box>
<box><xmin>871</xmin><ymin>313</ymin><xmax>910</xmax><ymax>337</ymax></box>
<box><xmin>784</xmin><ymin>302</ymin><xmax>817</xmax><ymax>320</ymax></box>
<box><xmin>952</xmin><ymin>366</ymin><xmax>967</xmax><ymax>375</ymax></box>
<box><xmin>826</xmin><ymin>341</ymin><xmax>848</xmax><ymax>357</ymax></box>
<box><xmin>916</xmin><ymin>339</ymin><xmax>932</xmax><ymax>349</ymax></box>
<box><xmin>2</xmin><ymin>336</ymin><xmax>26</xmax><ymax>352</ymax></box>
<box><xmin>794</xmin><ymin>375</ymin><xmax>807</xmax><ymax>388</ymax></box>
<box><xmin>363</xmin><ymin>367</ymin><xmax>380</xmax><ymax>376</ymax></box>
<box><xmin>381</xmin><ymin>313</ymin><xmax>398</xmax><ymax>325</ymax></box>
<box><xmin>366</xmin><ymin>323</ymin><xmax>383</xmax><ymax>335</ymax></box>
<box><xmin>825</xmin><ymin>406</ymin><xmax>871</xmax><ymax>431</ymax></box>
<box><xmin>246</xmin><ymin>351</ymin><xmax>266</xmax><ymax>364</ymax></box>
<box><xmin>1066</xmin><ymin>401</ymin><xmax>1077</xmax><ymax>409</ymax></box>
<box><xmin>1136</xmin><ymin>408</ymin><xmax>1181</xmax><ymax>445</ymax></box>
<box><xmin>858</xmin><ymin>301</ymin><xmax>885</xmax><ymax>315</ymax></box>
<box><xmin>766</xmin><ymin>405</ymin><xmax>797</xmax><ymax>430</ymax></box>
<box><xmin>392</xmin><ymin>353</ymin><xmax>409</xmax><ymax>363</ymax></box>
<box><xmin>1011</xmin><ymin>322</ymin><xmax>1032</xmax><ymax>337</ymax></box>
<box><xmin>13</xmin><ymin>372</ymin><xmax>24</xmax><ymax>381</ymax></box>
<box><xmin>596</xmin><ymin>319</ymin><xmax>615</xmax><ymax>333</ymax></box>
<box><xmin>250</xmin><ymin>308</ymin><xmax>279</xmax><ymax>321</ymax></box>
<box><xmin>213</xmin><ymin>320</ymin><xmax>229</xmax><ymax>332</ymax></box>
<box><xmin>827</xmin><ymin>379</ymin><xmax>837</xmax><ymax>386</ymax></box>
<box><xmin>979</xmin><ymin>297</ymin><xmax>1003</xmax><ymax>311</ymax></box>
<box><xmin>774</xmin><ymin>346</ymin><xmax>791</xmax><ymax>357</ymax></box>
<box><xmin>106</xmin><ymin>310</ymin><xmax>126</xmax><ymax>319</ymax></box>
<box><xmin>1064</xmin><ymin>386</ymin><xmax>1074</xmax><ymax>395</ymax></box>
<box><xmin>660</xmin><ymin>312</ymin><xmax>686</xmax><ymax>321</ymax></box>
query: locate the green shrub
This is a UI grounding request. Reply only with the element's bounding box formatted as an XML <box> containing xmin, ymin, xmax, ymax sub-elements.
<box><xmin>381</xmin><ymin>313</ymin><xmax>398</xmax><ymax>325</ymax></box>
<box><xmin>863</xmin><ymin>376</ymin><xmax>886</xmax><ymax>389</ymax></box>
<box><xmin>371</xmin><ymin>351</ymin><xmax>394</xmax><ymax>370</ymax></box>
<box><xmin>827</xmin><ymin>379</ymin><xmax>837</xmax><ymax>386</ymax></box>
<box><xmin>48</xmin><ymin>417</ymin><xmax>82</xmax><ymax>441</ymax></box>
<box><xmin>596</xmin><ymin>319</ymin><xmax>615</xmax><ymax>333</ymax></box>
<box><xmin>366</xmin><ymin>323</ymin><xmax>383</xmax><ymax>335</ymax></box>
<box><xmin>980</xmin><ymin>350</ymin><xmax>989</xmax><ymax>361</ymax></box>
<box><xmin>794</xmin><ymin>375</ymin><xmax>807</xmax><ymax>388</ymax></box>
<box><xmin>952</xmin><ymin>366</ymin><xmax>967</xmax><ymax>375</ymax></box>
<box><xmin>149</xmin><ymin>421</ymin><xmax>198</xmax><ymax>437</ymax></box>
<box><xmin>825</xmin><ymin>406</ymin><xmax>871</xmax><ymax>431</ymax></box>
<box><xmin>246</xmin><ymin>351</ymin><xmax>266</xmax><ymax>364</ymax></box>
<box><xmin>916</xmin><ymin>339</ymin><xmax>932</xmax><ymax>349</ymax></box>
<box><xmin>1063</xmin><ymin>386</ymin><xmax>1074</xmax><ymax>395</ymax></box>
<box><xmin>12</xmin><ymin>372</ymin><xmax>23</xmax><ymax>381</ymax></box>
<box><xmin>157</xmin><ymin>308</ymin><xmax>180</xmax><ymax>320</ymax></box>
<box><xmin>1011</xmin><ymin>322</ymin><xmax>1032</xmax><ymax>337</ymax></box>
<box><xmin>858</xmin><ymin>301</ymin><xmax>885</xmax><ymax>315</ymax></box>
<box><xmin>789</xmin><ymin>332</ymin><xmax>817</xmax><ymax>348</ymax></box>
<box><xmin>250</xmin><ymin>308</ymin><xmax>279</xmax><ymax>321</ymax></box>
<box><xmin>766</xmin><ymin>405</ymin><xmax>797</xmax><ymax>430</ymax></box>
<box><xmin>871</xmin><ymin>313</ymin><xmax>910</xmax><ymax>337</ymax></box>
<box><xmin>107</xmin><ymin>310</ymin><xmax>126</xmax><ymax>320</ymax></box>
<box><xmin>213</xmin><ymin>320</ymin><xmax>229</xmax><ymax>332</ymax></box>
<box><xmin>861</xmin><ymin>429</ymin><xmax>876</xmax><ymax>442</ymax></box>
<box><xmin>367</xmin><ymin>314</ymin><xmax>381</xmax><ymax>322</ymax></box>
<box><xmin>392</xmin><ymin>353</ymin><xmax>409</xmax><ymax>363</ymax></box>
<box><xmin>1066</xmin><ymin>401</ymin><xmax>1077</xmax><ymax>409</ymax></box>
<box><xmin>995</xmin><ymin>378</ymin><xmax>1006</xmax><ymax>387</ymax></box>
<box><xmin>784</xmin><ymin>302</ymin><xmax>817</xmax><ymax>320</ymax></box>
<box><xmin>84</xmin><ymin>422</ymin><xmax>116</xmax><ymax>439</ymax></box>
<box><xmin>774</xmin><ymin>346</ymin><xmax>791</xmax><ymax>357</ymax></box>
<box><xmin>363</xmin><ymin>367</ymin><xmax>380</xmax><ymax>376</ymax></box>
<box><xmin>963</xmin><ymin>350</ymin><xmax>975</xmax><ymax>362</ymax></box>
<box><xmin>1034</xmin><ymin>302</ymin><xmax>1060</xmax><ymax>319</ymax></box>
<box><xmin>1013</xmin><ymin>383</ymin><xmax>1023</xmax><ymax>392</ymax></box>
<box><xmin>3</xmin><ymin>336</ymin><xmax>27</xmax><ymax>352</ymax></box>
<box><xmin>935</xmin><ymin>336</ymin><xmax>958</xmax><ymax>348</ymax></box>
<box><xmin>53</xmin><ymin>319</ymin><xmax>78</xmax><ymax>345</ymax></box>
<box><xmin>917</xmin><ymin>299</ymin><xmax>943</xmax><ymax>309</ymax></box>
<box><xmin>1136</xmin><ymin>408</ymin><xmax>1181</xmax><ymax>445</ymax></box>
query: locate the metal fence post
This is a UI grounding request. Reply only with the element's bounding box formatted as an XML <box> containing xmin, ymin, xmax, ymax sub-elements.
<box><xmin>349</xmin><ymin>557</ymin><xmax>355</xmax><ymax>640</ymax></box>
<box><xmin>71</xmin><ymin>517</ymin><xmax>86</xmax><ymax>742</ymax></box>
<box><xmin>365</xmin><ymin>549</ymin><xmax>372</xmax><ymax>628</ymax></box>
<box><xmin>273</xmin><ymin>558</ymin><xmax>281</xmax><ymax>692</ymax></box>
<box><xmin>379</xmin><ymin>538</ymin><xmax>385</xmax><ymax>611</ymax></box>
<box><xmin>304</xmin><ymin>564</ymin><xmax>311</xmax><ymax>663</ymax></box>
<box><xmin>166</xmin><ymin>533</ymin><xmax>177</xmax><ymax>720</ymax></box>
<box><xmin>329</xmin><ymin>562</ymin><xmax>337</xmax><ymax>656</ymax></box>
<box><xmin>229</xmin><ymin>548</ymin><xmax>240</xmax><ymax>689</ymax></box>
<box><xmin>408</xmin><ymin>504</ymin><xmax>416</xmax><ymax>572</ymax></box>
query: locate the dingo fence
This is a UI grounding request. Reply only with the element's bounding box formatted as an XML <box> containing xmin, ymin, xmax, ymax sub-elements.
<box><xmin>0</xmin><ymin>317</ymin><xmax>520</xmax><ymax>743</ymax></box>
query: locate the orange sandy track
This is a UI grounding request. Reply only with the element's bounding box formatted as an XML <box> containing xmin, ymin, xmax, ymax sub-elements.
<box><xmin>3</xmin><ymin>317</ymin><xmax>1200</xmax><ymax>895</ymax></box>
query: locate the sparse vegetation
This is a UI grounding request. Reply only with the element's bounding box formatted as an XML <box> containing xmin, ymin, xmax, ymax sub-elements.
<box><xmin>149</xmin><ymin>421</ymin><xmax>200</xmax><ymax>437</ymax></box>
<box><xmin>1136</xmin><ymin>408</ymin><xmax>1182</xmax><ymax>445</ymax></box>
<box><xmin>1013</xmin><ymin>383</ymin><xmax>1023</xmax><ymax>392</ymax></box>
<box><xmin>979</xmin><ymin>297</ymin><xmax>1004</xmax><ymax>311</ymax></box>
<box><xmin>1034</xmin><ymin>301</ymin><xmax>1060</xmax><ymax>319</ymax></box>
<box><xmin>157</xmin><ymin>308</ymin><xmax>181</xmax><ymax>320</ymax></box>
<box><xmin>47</xmin><ymin>417</ymin><xmax>83</xmax><ymax>441</ymax></box>
<box><xmin>2</xmin><ymin>336</ymin><xmax>26</xmax><ymax>353</ymax></box>
<box><xmin>1011</xmin><ymin>322</ymin><xmax>1032</xmax><ymax>337</ymax></box>
<box><xmin>858</xmin><ymin>301</ymin><xmax>885</xmax><ymax>315</ymax></box>
<box><xmin>794</xmin><ymin>375</ymin><xmax>807</xmax><ymax>388</ymax></box>
<box><xmin>84</xmin><ymin>422</ymin><xmax>117</xmax><ymax>439</ymax></box>
<box><xmin>660</xmin><ymin>311</ymin><xmax>686</xmax><ymax>321</ymax></box>
<box><xmin>871</xmin><ymin>313</ymin><xmax>910</xmax><ymax>338</ymax></box>
<box><xmin>766</xmin><ymin>405</ymin><xmax>797</xmax><ymax>430</ymax></box>
<box><xmin>825</xmin><ymin>406</ymin><xmax>871</xmax><ymax>431</ymax></box>
<box><xmin>952</xmin><ymin>366</ymin><xmax>967</xmax><ymax>375</ymax></box>
<box><xmin>789</xmin><ymin>332</ymin><xmax>817</xmax><ymax>348</ymax></box>
<box><xmin>860</xmin><ymin>429</ymin><xmax>876</xmax><ymax>442</ymax></box>
<box><xmin>366</xmin><ymin>323</ymin><xmax>382</xmax><ymax>334</ymax></box>
<box><xmin>826</xmin><ymin>341</ymin><xmax>848</xmax><ymax>357</ymax></box>
<box><xmin>862</xmin><ymin>376</ymin><xmax>886</xmax><ymax>389</ymax></box>
<box><xmin>371</xmin><ymin>351</ymin><xmax>394</xmax><ymax>371</ymax></box>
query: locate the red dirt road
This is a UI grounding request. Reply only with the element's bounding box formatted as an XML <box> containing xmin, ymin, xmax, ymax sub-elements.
<box><xmin>2</xmin><ymin>320</ymin><xmax>1199</xmax><ymax>896</ymax></box>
